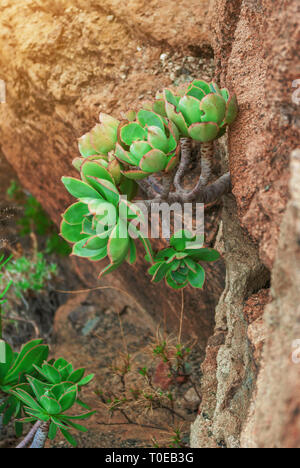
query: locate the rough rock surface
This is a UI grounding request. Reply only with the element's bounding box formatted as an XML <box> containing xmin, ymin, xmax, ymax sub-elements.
<box><xmin>191</xmin><ymin>0</ymin><xmax>300</xmax><ymax>448</ymax></box>
<box><xmin>1</xmin><ymin>0</ymin><xmax>300</xmax><ymax>449</ymax></box>
<box><xmin>191</xmin><ymin>194</ymin><xmax>270</xmax><ymax>448</ymax></box>
<box><xmin>209</xmin><ymin>0</ymin><xmax>300</xmax><ymax>270</ymax></box>
<box><xmin>241</xmin><ymin>150</ymin><xmax>300</xmax><ymax>448</ymax></box>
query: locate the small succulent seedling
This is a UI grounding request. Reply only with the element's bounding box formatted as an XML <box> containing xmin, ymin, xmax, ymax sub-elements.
<box><xmin>12</xmin><ymin>370</ymin><xmax>95</xmax><ymax>448</ymax></box>
<box><xmin>61</xmin><ymin>166</ymin><xmax>153</xmax><ymax>278</ymax></box>
<box><xmin>115</xmin><ymin>109</ymin><xmax>180</xmax><ymax>180</ymax></box>
<box><xmin>33</xmin><ymin>358</ymin><xmax>94</xmax><ymax>409</ymax></box>
<box><xmin>148</xmin><ymin>230</ymin><xmax>220</xmax><ymax>290</ymax></box>
<box><xmin>0</xmin><ymin>339</ymin><xmax>49</xmax><ymax>436</ymax></box>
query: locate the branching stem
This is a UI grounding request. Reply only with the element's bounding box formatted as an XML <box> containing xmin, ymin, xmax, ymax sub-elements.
<box><xmin>139</xmin><ymin>139</ymin><xmax>231</xmax><ymax>206</ymax></box>
<box><xmin>29</xmin><ymin>421</ymin><xmax>49</xmax><ymax>449</ymax></box>
<box><xmin>16</xmin><ymin>421</ymin><xmax>42</xmax><ymax>449</ymax></box>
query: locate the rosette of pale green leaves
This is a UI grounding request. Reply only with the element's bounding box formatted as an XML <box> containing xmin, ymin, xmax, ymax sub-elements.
<box><xmin>33</xmin><ymin>358</ymin><xmax>94</xmax><ymax>409</ymax></box>
<box><xmin>78</xmin><ymin>113</ymin><xmax>120</xmax><ymax>158</ymax></box>
<box><xmin>148</xmin><ymin>231</ymin><xmax>221</xmax><ymax>290</ymax></box>
<box><xmin>114</xmin><ymin>109</ymin><xmax>180</xmax><ymax>180</ymax></box>
<box><xmin>74</xmin><ymin>113</ymin><xmax>138</xmax><ymax>200</ymax></box>
<box><xmin>0</xmin><ymin>339</ymin><xmax>49</xmax><ymax>436</ymax></box>
<box><xmin>61</xmin><ymin>160</ymin><xmax>153</xmax><ymax>278</ymax></box>
<box><xmin>11</xmin><ymin>373</ymin><xmax>95</xmax><ymax>447</ymax></box>
<box><xmin>163</xmin><ymin>80</ymin><xmax>238</xmax><ymax>142</ymax></box>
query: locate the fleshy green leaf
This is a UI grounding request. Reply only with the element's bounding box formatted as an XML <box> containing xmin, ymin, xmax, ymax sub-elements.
<box><xmin>0</xmin><ymin>342</ymin><xmax>14</xmax><ymax>383</ymax></box>
<box><xmin>188</xmin><ymin>122</ymin><xmax>219</xmax><ymax>142</ymax></box>
<box><xmin>188</xmin><ymin>264</ymin><xmax>206</xmax><ymax>289</ymax></box>
<box><xmin>120</xmin><ymin>123</ymin><xmax>146</xmax><ymax>146</ymax></box>
<box><xmin>68</xmin><ymin>369</ymin><xmax>85</xmax><ymax>384</ymax></box>
<box><xmin>121</xmin><ymin>170</ymin><xmax>149</xmax><ymax>180</ymax></box>
<box><xmin>88</xmin><ymin>178</ymin><xmax>120</xmax><ymax>206</ymax></box>
<box><xmin>62</xmin><ymin>202</ymin><xmax>89</xmax><ymax>225</ymax></box>
<box><xmin>127</xmin><ymin>238</ymin><xmax>137</xmax><ymax>265</ymax></box>
<box><xmin>147</xmin><ymin>126</ymin><xmax>169</xmax><ymax>153</ymax></box>
<box><xmin>137</xmin><ymin>110</ymin><xmax>165</xmax><ymax>131</ymax></box>
<box><xmin>178</xmin><ymin>95</ymin><xmax>203</xmax><ymax>126</ymax></box>
<box><xmin>40</xmin><ymin>396</ymin><xmax>62</xmax><ymax>415</ymax></box>
<box><xmin>48</xmin><ymin>421</ymin><xmax>58</xmax><ymax>440</ymax></box>
<box><xmin>107</xmin><ymin>221</ymin><xmax>130</xmax><ymax>264</ymax></box>
<box><xmin>187</xmin><ymin>248</ymin><xmax>221</xmax><ymax>262</ymax></box>
<box><xmin>200</xmin><ymin>93</ymin><xmax>226</xmax><ymax>125</ymax></box>
<box><xmin>62</xmin><ymin>177</ymin><xmax>103</xmax><ymax>200</ymax></box>
<box><xmin>4</xmin><ymin>344</ymin><xmax>49</xmax><ymax>385</ymax></box>
<box><xmin>11</xmin><ymin>389</ymin><xmax>45</xmax><ymax>413</ymax></box>
<box><xmin>81</xmin><ymin>161</ymin><xmax>115</xmax><ymax>186</ymax></box>
<box><xmin>61</xmin><ymin>429</ymin><xmax>78</xmax><ymax>447</ymax></box>
<box><xmin>59</xmin><ymin>388</ymin><xmax>77</xmax><ymax>412</ymax></box>
<box><xmin>72</xmin><ymin>239</ymin><xmax>105</xmax><ymax>259</ymax></box>
<box><xmin>166</xmin><ymin>274</ymin><xmax>188</xmax><ymax>290</ymax></box>
<box><xmin>139</xmin><ymin>149</ymin><xmax>168</xmax><ymax>173</ymax></box>
<box><xmin>60</xmin><ymin>220</ymin><xmax>87</xmax><ymax>243</ymax></box>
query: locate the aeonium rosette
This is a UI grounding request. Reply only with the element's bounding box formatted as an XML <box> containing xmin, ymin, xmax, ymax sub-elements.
<box><xmin>114</xmin><ymin>109</ymin><xmax>181</xmax><ymax>181</ymax></box>
<box><xmin>60</xmin><ymin>160</ymin><xmax>153</xmax><ymax>277</ymax></box>
<box><xmin>73</xmin><ymin>113</ymin><xmax>138</xmax><ymax>201</ymax></box>
<box><xmin>162</xmin><ymin>80</ymin><xmax>238</xmax><ymax>142</ymax></box>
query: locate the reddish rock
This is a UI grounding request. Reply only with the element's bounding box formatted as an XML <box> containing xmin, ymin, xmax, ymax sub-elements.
<box><xmin>209</xmin><ymin>0</ymin><xmax>300</xmax><ymax>270</ymax></box>
<box><xmin>243</xmin><ymin>289</ymin><xmax>271</xmax><ymax>325</ymax></box>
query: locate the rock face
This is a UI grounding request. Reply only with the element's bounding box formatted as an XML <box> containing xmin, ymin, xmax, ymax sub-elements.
<box><xmin>1</xmin><ymin>0</ymin><xmax>300</xmax><ymax>449</ymax></box>
<box><xmin>191</xmin><ymin>0</ymin><xmax>300</xmax><ymax>448</ymax></box>
<box><xmin>241</xmin><ymin>150</ymin><xmax>300</xmax><ymax>448</ymax></box>
<box><xmin>209</xmin><ymin>0</ymin><xmax>299</xmax><ymax>271</ymax></box>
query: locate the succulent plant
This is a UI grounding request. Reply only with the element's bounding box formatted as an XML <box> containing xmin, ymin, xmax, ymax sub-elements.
<box><xmin>61</xmin><ymin>162</ymin><xmax>153</xmax><ymax>278</ymax></box>
<box><xmin>0</xmin><ymin>339</ymin><xmax>49</xmax><ymax>436</ymax></box>
<box><xmin>148</xmin><ymin>231</ymin><xmax>221</xmax><ymax>290</ymax></box>
<box><xmin>115</xmin><ymin>109</ymin><xmax>180</xmax><ymax>180</ymax></box>
<box><xmin>162</xmin><ymin>80</ymin><xmax>238</xmax><ymax>142</ymax></box>
<box><xmin>12</xmin><ymin>372</ymin><xmax>95</xmax><ymax>447</ymax></box>
<box><xmin>72</xmin><ymin>154</ymin><xmax>138</xmax><ymax>201</ymax></box>
<box><xmin>78</xmin><ymin>113</ymin><xmax>120</xmax><ymax>158</ymax></box>
<box><xmin>33</xmin><ymin>358</ymin><xmax>94</xmax><ymax>408</ymax></box>
<box><xmin>74</xmin><ymin>113</ymin><xmax>139</xmax><ymax>200</ymax></box>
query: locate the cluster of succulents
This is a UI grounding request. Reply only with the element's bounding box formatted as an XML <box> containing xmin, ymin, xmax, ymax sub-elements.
<box><xmin>0</xmin><ymin>339</ymin><xmax>95</xmax><ymax>447</ymax></box>
<box><xmin>148</xmin><ymin>231</ymin><xmax>220</xmax><ymax>290</ymax></box>
<box><xmin>61</xmin><ymin>79</ymin><xmax>238</xmax><ymax>288</ymax></box>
